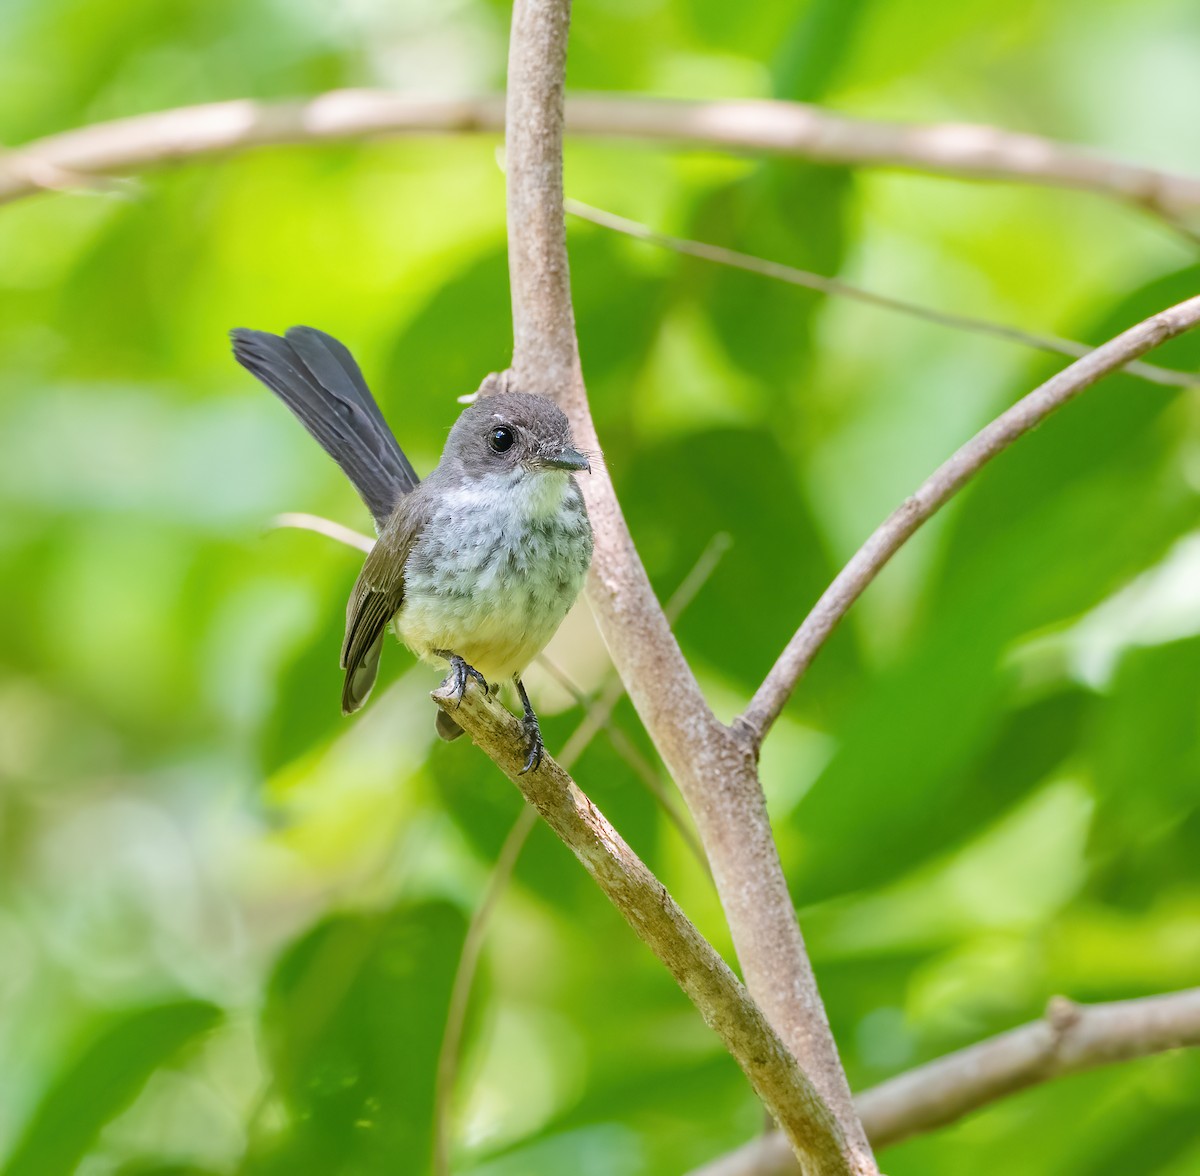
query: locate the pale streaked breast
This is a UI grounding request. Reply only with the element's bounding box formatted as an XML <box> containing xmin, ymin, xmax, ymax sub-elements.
<box><xmin>396</xmin><ymin>469</ymin><xmax>592</xmax><ymax>684</ymax></box>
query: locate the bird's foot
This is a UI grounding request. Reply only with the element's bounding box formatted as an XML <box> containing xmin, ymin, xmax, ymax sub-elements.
<box><xmin>435</xmin><ymin>651</ymin><xmax>487</xmax><ymax>709</ymax></box>
<box><xmin>520</xmin><ymin>712</ymin><xmax>544</xmax><ymax>775</ymax></box>
<box><xmin>515</xmin><ymin>676</ymin><xmax>544</xmax><ymax>774</ymax></box>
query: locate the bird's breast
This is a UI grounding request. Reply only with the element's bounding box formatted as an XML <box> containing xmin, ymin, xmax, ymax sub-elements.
<box><xmin>397</xmin><ymin>472</ymin><xmax>592</xmax><ymax>682</ymax></box>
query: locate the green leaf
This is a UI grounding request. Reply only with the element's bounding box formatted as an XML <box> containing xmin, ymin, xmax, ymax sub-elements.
<box><xmin>1087</xmin><ymin>636</ymin><xmax>1200</xmax><ymax>905</ymax></box>
<box><xmin>622</xmin><ymin>426</ymin><xmax>858</xmax><ymax>695</ymax></box>
<box><xmin>2</xmin><ymin>1001</ymin><xmax>221</xmax><ymax>1176</ymax></box>
<box><xmin>248</xmin><ymin>900</ymin><xmax>467</xmax><ymax>1176</ymax></box>
<box><xmin>685</xmin><ymin>163</ymin><xmax>853</xmax><ymax>396</ymax></box>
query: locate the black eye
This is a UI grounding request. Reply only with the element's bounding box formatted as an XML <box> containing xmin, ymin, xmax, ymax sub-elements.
<box><xmin>488</xmin><ymin>426</ymin><xmax>515</xmax><ymax>453</ymax></box>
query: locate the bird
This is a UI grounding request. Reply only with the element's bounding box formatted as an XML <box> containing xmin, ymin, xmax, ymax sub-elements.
<box><xmin>231</xmin><ymin>325</ymin><xmax>594</xmax><ymax>772</ymax></box>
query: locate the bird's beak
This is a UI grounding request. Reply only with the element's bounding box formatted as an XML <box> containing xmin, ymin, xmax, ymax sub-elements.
<box><xmin>541</xmin><ymin>447</ymin><xmax>591</xmax><ymax>473</ymax></box>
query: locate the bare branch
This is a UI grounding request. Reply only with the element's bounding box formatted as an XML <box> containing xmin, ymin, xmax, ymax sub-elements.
<box><xmin>691</xmin><ymin>988</ymin><xmax>1200</xmax><ymax>1176</ymax></box>
<box><xmin>429</xmin><ymin>679</ymin><xmax>851</xmax><ymax>1174</ymax></box>
<box><xmin>503</xmin><ymin>2</ymin><xmax>874</xmax><ymax>1170</ymax></box>
<box><xmin>567</xmin><ymin>200</ymin><xmax>1200</xmax><ymax>390</ymax></box>
<box><xmin>4</xmin><ymin>93</ymin><xmax>1200</xmax><ymax>225</ymax></box>
<box><xmin>739</xmin><ymin>294</ymin><xmax>1200</xmax><ymax>748</ymax></box>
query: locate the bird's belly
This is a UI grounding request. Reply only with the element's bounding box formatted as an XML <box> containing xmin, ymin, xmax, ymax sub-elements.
<box><xmin>397</xmin><ymin>505</ymin><xmax>590</xmax><ymax>685</ymax></box>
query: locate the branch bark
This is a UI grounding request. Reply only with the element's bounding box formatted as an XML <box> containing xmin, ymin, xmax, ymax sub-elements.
<box><xmin>738</xmin><ymin>293</ymin><xmax>1200</xmax><ymax>747</ymax></box>
<box><xmin>3</xmin><ymin>91</ymin><xmax>1200</xmax><ymax>223</ymax></box>
<box><xmin>428</xmin><ymin>679</ymin><xmax>850</xmax><ymax>1174</ymax></box>
<box><xmin>690</xmin><ymin>988</ymin><xmax>1200</xmax><ymax>1176</ymax></box>
<box><xmin>503</xmin><ymin>2</ymin><xmax>874</xmax><ymax>1172</ymax></box>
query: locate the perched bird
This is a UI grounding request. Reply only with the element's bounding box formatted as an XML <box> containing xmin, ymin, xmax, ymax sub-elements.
<box><xmin>231</xmin><ymin>326</ymin><xmax>594</xmax><ymax>772</ymax></box>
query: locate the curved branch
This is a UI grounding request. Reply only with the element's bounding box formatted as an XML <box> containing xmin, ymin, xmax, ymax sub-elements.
<box><xmin>3</xmin><ymin>91</ymin><xmax>1199</xmax><ymax>224</ymax></box>
<box><xmin>503</xmin><ymin>2</ymin><xmax>873</xmax><ymax>1171</ymax></box>
<box><xmin>690</xmin><ymin>988</ymin><xmax>1200</xmax><ymax>1176</ymax></box>
<box><xmin>428</xmin><ymin>679</ymin><xmax>850</xmax><ymax>1174</ymax></box>
<box><xmin>738</xmin><ymin>294</ymin><xmax>1200</xmax><ymax>747</ymax></box>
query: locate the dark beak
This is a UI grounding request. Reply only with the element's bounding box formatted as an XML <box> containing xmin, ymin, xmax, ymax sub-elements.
<box><xmin>542</xmin><ymin>447</ymin><xmax>591</xmax><ymax>473</ymax></box>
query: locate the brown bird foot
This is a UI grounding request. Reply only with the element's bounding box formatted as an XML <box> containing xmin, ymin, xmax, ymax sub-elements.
<box><xmin>515</xmin><ymin>676</ymin><xmax>544</xmax><ymax>774</ymax></box>
<box><xmin>436</xmin><ymin>651</ymin><xmax>488</xmax><ymax>709</ymax></box>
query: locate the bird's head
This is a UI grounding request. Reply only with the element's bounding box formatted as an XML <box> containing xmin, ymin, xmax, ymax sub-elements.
<box><xmin>449</xmin><ymin>392</ymin><xmax>591</xmax><ymax>481</ymax></box>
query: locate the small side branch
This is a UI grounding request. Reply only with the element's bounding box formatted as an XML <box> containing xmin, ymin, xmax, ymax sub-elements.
<box><xmin>429</xmin><ymin>680</ymin><xmax>851</xmax><ymax>1175</ymax></box>
<box><xmin>690</xmin><ymin>988</ymin><xmax>1200</xmax><ymax>1176</ymax></box>
<box><xmin>739</xmin><ymin>294</ymin><xmax>1200</xmax><ymax>748</ymax></box>
<box><xmin>567</xmin><ymin>200</ymin><xmax>1200</xmax><ymax>389</ymax></box>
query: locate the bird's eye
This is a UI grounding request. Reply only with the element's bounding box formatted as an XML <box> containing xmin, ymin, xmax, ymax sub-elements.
<box><xmin>488</xmin><ymin>426</ymin><xmax>515</xmax><ymax>453</ymax></box>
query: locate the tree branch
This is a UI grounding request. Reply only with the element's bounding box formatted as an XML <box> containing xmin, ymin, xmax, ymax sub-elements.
<box><xmin>738</xmin><ymin>293</ymin><xmax>1200</xmax><ymax>747</ymax></box>
<box><xmin>566</xmin><ymin>200</ymin><xmax>1200</xmax><ymax>390</ymax></box>
<box><xmin>432</xmin><ymin>532</ymin><xmax>727</xmax><ymax>1173</ymax></box>
<box><xmin>690</xmin><ymin>988</ymin><xmax>1200</xmax><ymax>1176</ymax></box>
<box><xmin>428</xmin><ymin>679</ymin><xmax>851</xmax><ymax>1174</ymax></box>
<box><xmin>503</xmin><ymin>2</ymin><xmax>873</xmax><ymax>1171</ymax></box>
<box><xmin>3</xmin><ymin>92</ymin><xmax>1199</xmax><ymax>226</ymax></box>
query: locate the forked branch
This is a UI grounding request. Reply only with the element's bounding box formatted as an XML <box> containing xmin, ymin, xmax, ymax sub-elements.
<box><xmin>504</xmin><ymin>1</ymin><xmax>874</xmax><ymax>1170</ymax></box>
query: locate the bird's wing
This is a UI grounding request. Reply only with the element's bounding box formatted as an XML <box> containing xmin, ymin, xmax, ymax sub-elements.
<box><xmin>339</xmin><ymin>494</ymin><xmax>430</xmax><ymax>714</ymax></box>
<box><xmin>231</xmin><ymin>326</ymin><xmax>420</xmax><ymax>528</ymax></box>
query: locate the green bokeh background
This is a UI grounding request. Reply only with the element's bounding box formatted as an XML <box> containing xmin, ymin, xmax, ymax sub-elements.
<box><xmin>2</xmin><ymin>0</ymin><xmax>1199</xmax><ymax>1173</ymax></box>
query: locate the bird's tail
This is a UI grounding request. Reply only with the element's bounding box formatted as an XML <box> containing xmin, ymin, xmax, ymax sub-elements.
<box><xmin>231</xmin><ymin>326</ymin><xmax>419</xmax><ymax>527</ymax></box>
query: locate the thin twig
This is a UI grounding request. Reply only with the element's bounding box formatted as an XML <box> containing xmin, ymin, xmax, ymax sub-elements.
<box><xmin>738</xmin><ymin>293</ymin><xmax>1200</xmax><ymax>748</ymax></box>
<box><xmin>269</xmin><ymin>511</ymin><xmax>375</xmax><ymax>552</ymax></box>
<box><xmin>567</xmin><ymin>200</ymin><xmax>1200</xmax><ymax>390</ymax></box>
<box><xmin>4</xmin><ymin>93</ymin><xmax>1200</xmax><ymax>227</ymax></box>
<box><xmin>690</xmin><ymin>988</ymin><xmax>1200</xmax><ymax>1176</ymax></box>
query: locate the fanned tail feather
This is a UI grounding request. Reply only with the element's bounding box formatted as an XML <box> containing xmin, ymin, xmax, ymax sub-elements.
<box><xmin>231</xmin><ymin>325</ymin><xmax>419</xmax><ymax>526</ymax></box>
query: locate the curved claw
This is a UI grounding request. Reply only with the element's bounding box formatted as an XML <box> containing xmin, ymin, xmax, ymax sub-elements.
<box><xmin>519</xmin><ymin>714</ymin><xmax>545</xmax><ymax>775</ymax></box>
<box><xmin>436</xmin><ymin>650</ymin><xmax>488</xmax><ymax>709</ymax></box>
<box><xmin>515</xmin><ymin>675</ymin><xmax>544</xmax><ymax>774</ymax></box>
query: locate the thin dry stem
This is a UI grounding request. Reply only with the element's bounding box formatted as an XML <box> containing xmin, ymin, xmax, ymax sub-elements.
<box><xmin>567</xmin><ymin>200</ymin><xmax>1200</xmax><ymax>389</ymax></box>
<box><xmin>740</xmin><ymin>293</ymin><xmax>1200</xmax><ymax>746</ymax></box>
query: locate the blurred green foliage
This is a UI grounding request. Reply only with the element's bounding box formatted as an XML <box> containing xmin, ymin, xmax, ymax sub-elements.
<box><xmin>2</xmin><ymin>0</ymin><xmax>1199</xmax><ymax>1173</ymax></box>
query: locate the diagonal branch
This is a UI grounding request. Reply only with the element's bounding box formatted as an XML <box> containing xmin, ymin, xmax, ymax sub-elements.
<box><xmin>738</xmin><ymin>293</ymin><xmax>1200</xmax><ymax>748</ymax></box>
<box><xmin>429</xmin><ymin>679</ymin><xmax>851</xmax><ymax>1174</ymax></box>
<box><xmin>4</xmin><ymin>92</ymin><xmax>1200</xmax><ymax>227</ymax></box>
<box><xmin>690</xmin><ymin>987</ymin><xmax>1200</xmax><ymax>1176</ymax></box>
<box><xmin>503</xmin><ymin>1</ymin><xmax>874</xmax><ymax>1171</ymax></box>
<box><xmin>431</xmin><ymin>533</ymin><xmax>727</xmax><ymax>1174</ymax></box>
<box><xmin>566</xmin><ymin>200</ymin><xmax>1200</xmax><ymax>390</ymax></box>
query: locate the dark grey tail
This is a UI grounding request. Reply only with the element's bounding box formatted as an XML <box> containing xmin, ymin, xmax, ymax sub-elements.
<box><xmin>231</xmin><ymin>326</ymin><xmax>419</xmax><ymax>527</ymax></box>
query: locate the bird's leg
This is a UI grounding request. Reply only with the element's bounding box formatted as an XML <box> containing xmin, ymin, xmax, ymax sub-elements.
<box><xmin>434</xmin><ymin>650</ymin><xmax>488</xmax><ymax>708</ymax></box>
<box><xmin>515</xmin><ymin>676</ymin><xmax>544</xmax><ymax>774</ymax></box>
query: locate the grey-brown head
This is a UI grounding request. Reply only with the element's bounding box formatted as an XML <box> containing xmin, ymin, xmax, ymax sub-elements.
<box><xmin>443</xmin><ymin>392</ymin><xmax>590</xmax><ymax>480</ymax></box>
